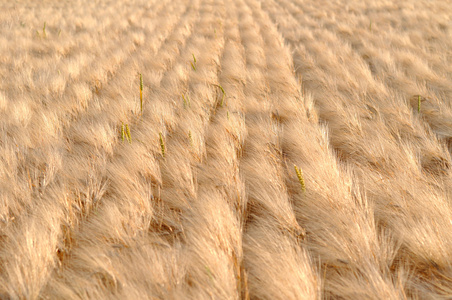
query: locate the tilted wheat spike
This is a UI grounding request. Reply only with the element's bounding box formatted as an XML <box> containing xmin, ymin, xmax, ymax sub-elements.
<box><xmin>182</xmin><ymin>93</ymin><xmax>190</xmax><ymax>109</ymax></box>
<box><xmin>205</xmin><ymin>266</ymin><xmax>214</xmax><ymax>282</ymax></box>
<box><xmin>125</xmin><ymin>124</ymin><xmax>132</xmax><ymax>144</ymax></box>
<box><xmin>212</xmin><ymin>84</ymin><xmax>226</xmax><ymax>106</ymax></box>
<box><xmin>159</xmin><ymin>132</ymin><xmax>165</xmax><ymax>158</ymax></box>
<box><xmin>140</xmin><ymin>73</ymin><xmax>143</xmax><ymax>113</ymax></box>
<box><xmin>191</xmin><ymin>53</ymin><xmax>197</xmax><ymax>71</ymax></box>
<box><xmin>418</xmin><ymin>95</ymin><xmax>421</xmax><ymax>113</ymax></box>
<box><xmin>188</xmin><ymin>130</ymin><xmax>194</xmax><ymax>147</ymax></box>
<box><xmin>218</xmin><ymin>84</ymin><xmax>225</xmax><ymax>106</ymax></box>
<box><xmin>294</xmin><ymin>165</ymin><xmax>306</xmax><ymax>192</ymax></box>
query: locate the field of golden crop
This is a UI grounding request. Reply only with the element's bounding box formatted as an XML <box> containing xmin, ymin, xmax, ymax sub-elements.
<box><xmin>1</xmin><ymin>0</ymin><xmax>452</xmax><ymax>299</ymax></box>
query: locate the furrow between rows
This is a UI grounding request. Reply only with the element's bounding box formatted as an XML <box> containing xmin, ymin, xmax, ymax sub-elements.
<box><xmin>236</xmin><ymin>0</ymin><xmax>320</xmax><ymax>298</ymax></box>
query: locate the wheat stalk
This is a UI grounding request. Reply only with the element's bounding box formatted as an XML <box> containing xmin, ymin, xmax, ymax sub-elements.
<box><xmin>294</xmin><ymin>165</ymin><xmax>306</xmax><ymax>192</ymax></box>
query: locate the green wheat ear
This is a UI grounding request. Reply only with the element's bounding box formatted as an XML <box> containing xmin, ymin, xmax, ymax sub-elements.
<box><xmin>218</xmin><ymin>85</ymin><xmax>225</xmax><ymax>106</ymax></box>
<box><xmin>125</xmin><ymin>124</ymin><xmax>132</xmax><ymax>144</ymax></box>
<box><xmin>205</xmin><ymin>265</ymin><xmax>214</xmax><ymax>281</ymax></box>
<box><xmin>121</xmin><ymin>123</ymin><xmax>125</xmax><ymax>142</ymax></box>
<box><xmin>212</xmin><ymin>84</ymin><xmax>226</xmax><ymax>106</ymax></box>
<box><xmin>188</xmin><ymin>130</ymin><xmax>194</xmax><ymax>146</ymax></box>
<box><xmin>159</xmin><ymin>132</ymin><xmax>165</xmax><ymax>158</ymax></box>
<box><xmin>139</xmin><ymin>73</ymin><xmax>143</xmax><ymax>113</ymax></box>
<box><xmin>294</xmin><ymin>165</ymin><xmax>306</xmax><ymax>192</ymax></box>
<box><xmin>182</xmin><ymin>93</ymin><xmax>190</xmax><ymax>108</ymax></box>
<box><xmin>191</xmin><ymin>54</ymin><xmax>197</xmax><ymax>71</ymax></box>
<box><xmin>417</xmin><ymin>95</ymin><xmax>421</xmax><ymax>113</ymax></box>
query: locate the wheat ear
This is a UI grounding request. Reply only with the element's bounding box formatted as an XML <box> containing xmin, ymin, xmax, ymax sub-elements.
<box><xmin>294</xmin><ymin>165</ymin><xmax>306</xmax><ymax>192</ymax></box>
<box><xmin>188</xmin><ymin>130</ymin><xmax>194</xmax><ymax>147</ymax></box>
<box><xmin>139</xmin><ymin>73</ymin><xmax>143</xmax><ymax>113</ymax></box>
<box><xmin>159</xmin><ymin>132</ymin><xmax>165</xmax><ymax>158</ymax></box>
<box><xmin>191</xmin><ymin>54</ymin><xmax>197</xmax><ymax>71</ymax></box>
<box><xmin>182</xmin><ymin>93</ymin><xmax>190</xmax><ymax>108</ymax></box>
<box><xmin>125</xmin><ymin>124</ymin><xmax>132</xmax><ymax>144</ymax></box>
<box><xmin>212</xmin><ymin>84</ymin><xmax>226</xmax><ymax>106</ymax></box>
<box><xmin>418</xmin><ymin>95</ymin><xmax>421</xmax><ymax>113</ymax></box>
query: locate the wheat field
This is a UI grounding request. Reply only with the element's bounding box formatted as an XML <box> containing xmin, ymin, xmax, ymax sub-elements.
<box><xmin>0</xmin><ymin>0</ymin><xmax>452</xmax><ymax>299</ymax></box>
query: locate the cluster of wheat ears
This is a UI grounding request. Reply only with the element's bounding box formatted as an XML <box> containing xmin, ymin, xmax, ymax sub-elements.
<box><xmin>0</xmin><ymin>0</ymin><xmax>452</xmax><ymax>299</ymax></box>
